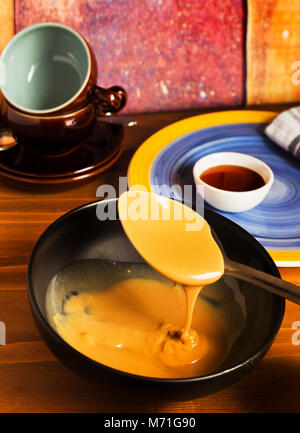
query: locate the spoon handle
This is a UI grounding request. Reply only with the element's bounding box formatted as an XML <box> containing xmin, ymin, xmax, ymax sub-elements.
<box><xmin>225</xmin><ymin>259</ymin><xmax>300</xmax><ymax>305</ymax></box>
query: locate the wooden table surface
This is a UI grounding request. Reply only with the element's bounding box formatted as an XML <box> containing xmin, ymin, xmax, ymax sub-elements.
<box><xmin>0</xmin><ymin>108</ymin><xmax>299</xmax><ymax>413</ymax></box>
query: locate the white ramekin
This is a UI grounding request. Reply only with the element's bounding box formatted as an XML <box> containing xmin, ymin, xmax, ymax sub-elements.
<box><xmin>193</xmin><ymin>152</ymin><xmax>274</xmax><ymax>213</ymax></box>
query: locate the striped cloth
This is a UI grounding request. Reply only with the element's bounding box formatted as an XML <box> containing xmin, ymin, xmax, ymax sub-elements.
<box><xmin>265</xmin><ymin>108</ymin><xmax>300</xmax><ymax>159</ymax></box>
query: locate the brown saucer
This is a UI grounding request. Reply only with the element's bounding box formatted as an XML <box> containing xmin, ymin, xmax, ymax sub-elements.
<box><xmin>0</xmin><ymin>120</ymin><xmax>124</xmax><ymax>184</ymax></box>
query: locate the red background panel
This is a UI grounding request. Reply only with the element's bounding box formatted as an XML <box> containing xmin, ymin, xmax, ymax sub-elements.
<box><xmin>15</xmin><ymin>0</ymin><xmax>245</xmax><ymax>114</ymax></box>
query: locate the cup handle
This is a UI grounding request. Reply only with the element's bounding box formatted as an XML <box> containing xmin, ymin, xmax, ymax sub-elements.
<box><xmin>0</xmin><ymin>126</ymin><xmax>18</xmax><ymax>151</ymax></box>
<box><xmin>91</xmin><ymin>85</ymin><xmax>127</xmax><ymax>115</ymax></box>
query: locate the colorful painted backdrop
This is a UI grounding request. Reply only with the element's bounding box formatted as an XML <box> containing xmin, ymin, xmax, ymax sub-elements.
<box><xmin>1</xmin><ymin>0</ymin><xmax>300</xmax><ymax>113</ymax></box>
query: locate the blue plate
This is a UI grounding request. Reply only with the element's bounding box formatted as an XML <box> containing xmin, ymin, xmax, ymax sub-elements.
<box><xmin>150</xmin><ymin>123</ymin><xmax>300</xmax><ymax>266</ymax></box>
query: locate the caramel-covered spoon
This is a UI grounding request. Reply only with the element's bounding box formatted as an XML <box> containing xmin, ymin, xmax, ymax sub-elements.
<box><xmin>119</xmin><ymin>190</ymin><xmax>300</xmax><ymax>305</ymax></box>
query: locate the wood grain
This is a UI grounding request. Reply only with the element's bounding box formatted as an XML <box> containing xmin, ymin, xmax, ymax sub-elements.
<box><xmin>247</xmin><ymin>0</ymin><xmax>300</xmax><ymax>105</ymax></box>
<box><xmin>0</xmin><ymin>110</ymin><xmax>299</xmax><ymax>413</ymax></box>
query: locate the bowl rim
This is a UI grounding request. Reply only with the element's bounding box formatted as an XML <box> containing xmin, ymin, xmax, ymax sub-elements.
<box><xmin>193</xmin><ymin>151</ymin><xmax>274</xmax><ymax>196</ymax></box>
<box><xmin>0</xmin><ymin>22</ymin><xmax>91</xmax><ymax>115</ymax></box>
<box><xmin>27</xmin><ymin>198</ymin><xmax>285</xmax><ymax>384</ymax></box>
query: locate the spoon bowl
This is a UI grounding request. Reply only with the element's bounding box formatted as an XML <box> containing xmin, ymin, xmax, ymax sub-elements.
<box><xmin>118</xmin><ymin>190</ymin><xmax>224</xmax><ymax>287</ymax></box>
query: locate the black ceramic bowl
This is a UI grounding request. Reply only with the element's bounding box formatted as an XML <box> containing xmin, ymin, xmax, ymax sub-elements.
<box><xmin>27</xmin><ymin>199</ymin><xmax>285</xmax><ymax>400</ymax></box>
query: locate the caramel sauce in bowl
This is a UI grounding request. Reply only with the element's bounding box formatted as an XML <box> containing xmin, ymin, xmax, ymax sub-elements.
<box><xmin>193</xmin><ymin>152</ymin><xmax>274</xmax><ymax>213</ymax></box>
<box><xmin>200</xmin><ymin>165</ymin><xmax>265</xmax><ymax>192</ymax></box>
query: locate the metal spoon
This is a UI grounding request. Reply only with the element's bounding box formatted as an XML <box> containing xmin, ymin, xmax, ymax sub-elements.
<box><xmin>211</xmin><ymin>228</ymin><xmax>300</xmax><ymax>305</ymax></box>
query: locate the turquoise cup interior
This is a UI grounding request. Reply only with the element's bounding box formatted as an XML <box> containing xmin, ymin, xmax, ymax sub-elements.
<box><xmin>0</xmin><ymin>22</ymin><xmax>90</xmax><ymax>114</ymax></box>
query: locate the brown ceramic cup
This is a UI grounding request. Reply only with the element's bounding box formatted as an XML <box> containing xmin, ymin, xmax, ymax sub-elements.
<box><xmin>0</xmin><ymin>22</ymin><xmax>127</xmax><ymax>152</ymax></box>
